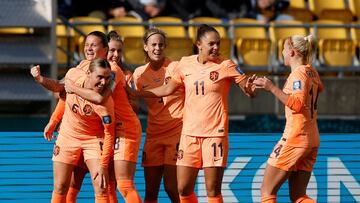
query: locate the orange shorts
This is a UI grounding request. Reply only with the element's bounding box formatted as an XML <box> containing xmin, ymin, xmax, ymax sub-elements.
<box><xmin>176</xmin><ymin>135</ymin><xmax>228</xmax><ymax>168</ymax></box>
<box><xmin>113</xmin><ymin>127</ymin><xmax>142</xmax><ymax>163</ymax></box>
<box><xmin>141</xmin><ymin>134</ymin><xmax>180</xmax><ymax>167</ymax></box>
<box><xmin>267</xmin><ymin>138</ymin><xmax>318</xmax><ymax>172</ymax></box>
<box><xmin>52</xmin><ymin>133</ymin><xmax>103</xmax><ymax>165</ymax></box>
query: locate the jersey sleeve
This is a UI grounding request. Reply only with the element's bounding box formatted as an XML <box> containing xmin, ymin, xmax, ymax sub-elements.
<box><xmin>94</xmin><ymin>97</ymin><xmax>115</xmax><ymax>168</ymax></box>
<box><xmin>64</xmin><ymin>67</ymin><xmax>85</xmax><ymax>82</ymax></box>
<box><xmin>50</xmin><ymin>99</ymin><xmax>66</xmax><ymax>123</ymax></box>
<box><xmin>286</xmin><ymin>71</ymin><xmax>308</xmax><ymax>112</ymax></box>
<box><xmin>171</xmin><ymin>62</ymin><xmax>184</xmax><ymax>85</ymax></box>
<box><xmin>224</xmin><ymin>60</ymin><xmax>247</xmax><ymax>84</ymax></box>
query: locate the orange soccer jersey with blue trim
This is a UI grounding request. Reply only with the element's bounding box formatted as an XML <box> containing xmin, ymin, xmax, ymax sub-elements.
<box><xmin>172</xmin><ymin>55</ymin><xmax>246</xmax><ymax>137</ymax></box>
<box><xmin>283</xmin><ymin>64</ymin><xmax>324</xmax><ymax>148</ymax></box>
<box><xmin>133</xmin><ymin>58</ymin><xmax>184</xmax><ymax>139</ymax></box>
<box><xmin>59</xmin><ymin>69</ymin><xmax>115</xmax><ymax>167</ymax></box>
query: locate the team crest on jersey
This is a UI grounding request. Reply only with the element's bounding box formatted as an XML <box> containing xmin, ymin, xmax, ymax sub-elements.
<box><xmin>209</xmin><ymin>71</ymin><xmax>219</xmax><ymax>81</ymax></box>
<box><xmin>83</xmin><ymin>104</ymin><xmax>93</xmax><ymax>116</ymax></box>
<box><xmin>102</xmin><ymin>115</ymin><xmax>112</xmax><ymax>124</ymax></box>
<box><xmin>293</xmin><ymin>80</ymin><xmax>302</xmax><ymax>90</ymax></box>
<box><xmin>235</xmin><ymin>66</ymin><xmax>244</xmax><ymax>75</ymax></box>
<box><xmin>53</xmin><ymin>144</ymin><xmax>60</xmax><ymax>156</ymax></box>
<box><xmin>177</xmin><ymin>149</ymin><xmax>184</xmax><ymax>160</ymax></box>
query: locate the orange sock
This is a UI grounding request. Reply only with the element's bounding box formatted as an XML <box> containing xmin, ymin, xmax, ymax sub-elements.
<box><xmin>295</xmin><ymin>195</ymin><xmax>316</xmax><ymax>203</ymax></box>
<box><xmin>261</xmin><ymin>195</ymin><xmax>276</xmax><ymax>203</ymax></box>
<box><xmin>66</xmin><ymin>187</ymin><xmax>80</xmax><ymax>203</ymax></box>
<box><xmin>208</xmin><ymin>194</ymin><xmax>223</xmax><ymax>203</ymax></box>
<box><xmin>51</xmin><ymin>191</ymin><xmax>66</xmax><ymax>203</ymax></box>
<box><xmin>179</xmin><ymin>192</ymin><xmax>198</xmax><ymax>203</ymax></box>
<box><xmin>108</xmin><ymin>180</ymin><xmax>118</xmax><ymax>203</ymax></box>
<box><xmin>144</xmin><ymin>200</ymin><xmax>158</xmax><ymax>203</ymax></box>
<box><xmin>95</xmin><ymin>194</ymin><xmax>109</xmax><ymax>203</ymax></box>
<box><xmin>117</xmin><ymin>179</ymin><xmax>142</xmax><ymax>203</ymax></box>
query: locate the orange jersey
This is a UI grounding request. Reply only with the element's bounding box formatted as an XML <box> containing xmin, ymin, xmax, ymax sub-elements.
<box><xmin>133</xmin><ymin>59</ymin><xmax>184</xmax><ymax>138</ymax></box>
<box><xmin>77</xmin><ymin>59</ymin><xmax>91</xmax><ymax>70</ymax></box>
<box><xmin>172</xmin><ymin>55</ymin><xmax>246</xmax><ymax>137</ymax></box>
<box><xmin>59</xmin><ymin>69</ymin><xmax>115</xmax><ymax>167</ymax></box>
<box><xmin>109</xmin><ymin>62</ymin><xmax>141</xmax><ymax>139</ymax></box>
<box><xmin>283</xmin><ymin>64</ymin><xmax>323</xmax><ymax>147</ymax></box>
<box><xmin>52</xmin><ymin>59</ymin><xmax>140</xmax><ymax>139</ymax></box>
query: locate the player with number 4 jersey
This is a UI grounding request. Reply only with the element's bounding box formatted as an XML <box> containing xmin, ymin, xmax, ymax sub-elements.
<box><xmin>254</xmin><ymin>34</ymin><xmax>323</xmax><ymax>203</ymax></box>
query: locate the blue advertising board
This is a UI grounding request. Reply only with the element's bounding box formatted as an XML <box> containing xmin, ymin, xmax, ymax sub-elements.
<box><xmin>0</xmin><ymin>132</ymin><xmax>359</xmax><ymax>202</ymax></box>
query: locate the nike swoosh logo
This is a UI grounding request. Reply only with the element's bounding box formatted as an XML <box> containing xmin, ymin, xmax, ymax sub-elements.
<box><xmin>185</xmin><ymin>73</ymin><xmax>191</xmax><ymax>76</ymax></box>
<box><xmin>214</xmin><ymin>158</ymin><xmax>221</xmax><ymax>162</ymax></box>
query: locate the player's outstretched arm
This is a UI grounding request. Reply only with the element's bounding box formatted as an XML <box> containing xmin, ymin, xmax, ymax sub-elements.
<box><xmin>139</xmin><ymin>79</ymin><xmax>180</xmax><ymax>98</ymax></box>
<box><xmin>65</xmin><ymin>78</ymin><xmax>111</xmax><ymax>104</ymax></box>
<box><xmin>30</xmin><ymin>65</ymin><xmax>64</xmax><ymax>92</ymax></box>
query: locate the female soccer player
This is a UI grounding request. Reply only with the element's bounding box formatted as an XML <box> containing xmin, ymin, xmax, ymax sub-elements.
<box><xmin>51</xmin><ymin>58</ymin><xmax>115</xmax><ymax>203</ymax></box>
<box><xmin>129</xmin><ymin>24</ymin><xmax>256</xmax><ymax>203</ymax></box>
<box><xmin>64</xmin><ymin>30</ymin><xmax>143</xmax><ymax>203</ymax></box>
<box><xmin>254</xmin><ymin>34</ymin><xmax>323</xmax><ymax>203</ymax></box>
<box><xmin>132</xmin><ymin>27</ymin><xmax>183</xmax><ymax>203</ymax></box>
<box><xmin>31</xmin><ymin>31</ymin><xmax>116</xmax><ymax>202</ymax></box>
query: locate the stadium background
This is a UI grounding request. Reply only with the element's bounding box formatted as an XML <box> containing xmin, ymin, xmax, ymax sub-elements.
<box><xmin>1</xmin><ymin>0</ymin><xmax>360</xmax><ymax>202</ymax></box>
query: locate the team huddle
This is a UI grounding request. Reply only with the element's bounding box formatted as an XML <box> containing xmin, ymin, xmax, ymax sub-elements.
<box><xmin>30</xmin><ymin>24</ymin><xmax>323</xmax><ymax>203</ymax></box>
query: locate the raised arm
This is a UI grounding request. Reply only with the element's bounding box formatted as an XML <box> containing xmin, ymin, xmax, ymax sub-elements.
<box><xmin>65</xmin><ymin>78</ymin><xmax>112</xmax><ymax>104</ymax></box>
<box><xmin>30</xmin><ymin>65</ymin><xmax>64</xmax><ymax>92</ymax></box>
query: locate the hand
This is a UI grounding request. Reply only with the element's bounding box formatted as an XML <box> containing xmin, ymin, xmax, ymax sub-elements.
<box><xmin>43</xmin><ymin>120</ymin><xmax>57</xmax><ymax>141</ymax></box>
<box><xmin>253</xmin><ymin>76</ymin><xmax>274</xmax><ymax>91</ymax></box>
<box><xmin>93</xmin><ymin>166</ymin><xmax>109</xmax><ymax>189</ymax></box>
<box><xmin>245</xmin><ymin>74</ymin><xmax>257</xmax><ymax>97</ymax></box>
<box><xmin>64</xmin><ymin>79</ymin><xmax>75</xmax><ymax>94</ymax></box>
<box><xmin>30</xmin><ymin>65</ymin><xmax>43</xmax><ymax>82</ymax></box>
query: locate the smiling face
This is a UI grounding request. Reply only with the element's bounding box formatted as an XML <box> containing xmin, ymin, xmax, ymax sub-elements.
<box><xmin>107</xmin><ymin>39</ymin><xmax>123</xmax><ymax>64</ymax></box>
<box><xmin>197</xmin><ymin>31</ymin><xmax>220</xmax><ymax>61</ymax></box>
<box><xmin>88</xmin><ymin>65</ymin><xmax>112</xmax><ymax>93</ymax></box>
<box><xmin>144</xmin><ymin>33</ymin><xmax>166</xmax><ymax>63</ymax></box>
<box><xmin>84</xmin><ymin>35</ymin><xmax>108</xmax><ymax>61</ymax></box>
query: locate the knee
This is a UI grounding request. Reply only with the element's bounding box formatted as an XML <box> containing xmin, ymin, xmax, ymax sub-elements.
<box><xmin>205</xmin><ymin>188</ymin><xmax>219</xmax><ymax>197</ymax></box>
<box><xmin>53</xmin><ymin>182</ymin><xmax>69</xmax><ymax>195</ymax></box>
<box><xmin>177</xmin><ymin>183</ymin><xmax>192</xmax><ymax>196</ymax></box>
<box><xmin>205</xmin><ymin>182</ymin><xmax>221</xmax><ymax>197</ymax></box>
